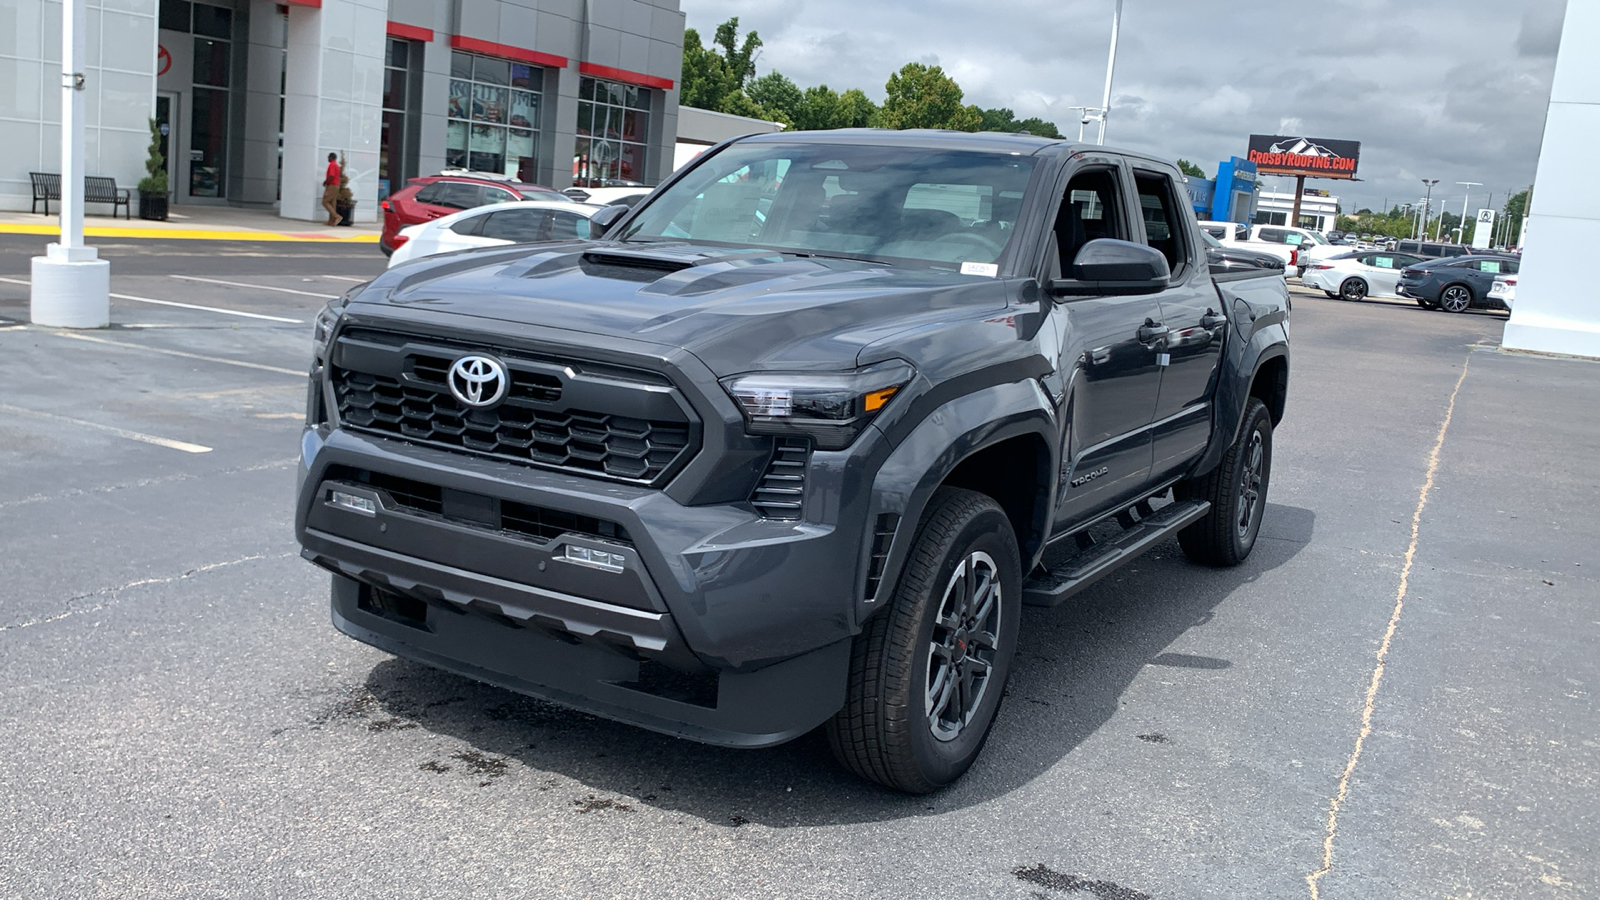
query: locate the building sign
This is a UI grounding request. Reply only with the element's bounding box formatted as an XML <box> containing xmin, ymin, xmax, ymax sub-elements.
<box><xmin>1246</xmin><ymin>135</ymin><xmax>1360</xmax><ymax>180</ymax></box>
<box><xmin>1472</xmin><ymin>208</ymin><xmax>1496</xmax><ymax>249</ymax></box>
<box><xmin>1184</xmin><ymin>177</ymin><xmax>1215</xmax><ymax>215</ymax></box>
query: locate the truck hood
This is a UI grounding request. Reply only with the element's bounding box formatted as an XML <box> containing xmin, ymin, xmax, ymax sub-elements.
<box><xmin>356</xmin><ymin>241</ymin><xmax>1010</xmax><ymax>375</ymax></box>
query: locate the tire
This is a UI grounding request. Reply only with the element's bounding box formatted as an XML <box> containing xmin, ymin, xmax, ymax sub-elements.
<box><xmin>1415</xmin><ymin>298</ymin><xmax>1435</xmax><ymax>309</ymax></box>
<box><xmin>1323</xmin><ymin>290</ymin><xmax>1339</xmax><ymax>299</ymax></box>
<box><xmin>1439</xmin><ymin>283</ymin><xmax>1473</xmax><ymax>313</ymax></box>
<box><xmin>1176</xmin><ymin>397</ymin><xmax>1273</xmax><ymax>567</ymax></box>
<box><xmin>1339</xmin><ymin>277</ymin><xmax>1368</xmax><ymax>301</ymax></box>
<box><xmin>826</xmin><ymin>487</ymin><xmax>1022</xmax><ymax>794</ymax></box>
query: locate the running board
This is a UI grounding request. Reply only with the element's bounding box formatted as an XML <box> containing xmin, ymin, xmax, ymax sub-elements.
<box><xmin>1022</xmin><ymin>500</ymin><xmax>1211</xmax><ymax>607</ymax></box>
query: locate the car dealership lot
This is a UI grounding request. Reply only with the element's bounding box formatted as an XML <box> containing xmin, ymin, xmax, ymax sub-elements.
<box><xmin>2</xmin><ymin>235</ymin><xmax>1594</xmax><ymax>899</ymax></box>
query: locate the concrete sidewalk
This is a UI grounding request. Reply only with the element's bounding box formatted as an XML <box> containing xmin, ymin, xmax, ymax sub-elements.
<box><xmin>0</xmin><ymin>204</ymin><xmax>380</xmax><ymax>243</ymax></box>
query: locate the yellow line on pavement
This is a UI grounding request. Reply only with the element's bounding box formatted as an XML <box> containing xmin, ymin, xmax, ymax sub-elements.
<box><xmin>0</xmin><ymin>223</ymin><xmax>379</xmax><ymax>243</ymax></box>
<box><xmin>1305</xmin><ymin>351</ymin><xmax>1474</xmax><ymax>900</ymax></box>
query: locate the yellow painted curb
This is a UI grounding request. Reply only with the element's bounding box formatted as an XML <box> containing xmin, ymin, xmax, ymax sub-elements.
<box><xmin>0</xmin><ymin>223</ymin><xmax>380</xmax><ymax>243</ymax></box>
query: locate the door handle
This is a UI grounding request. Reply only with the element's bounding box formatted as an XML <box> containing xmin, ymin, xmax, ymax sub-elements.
<box><xmin>1136</xmin><ymin>321</ymin><xmax>1168</xmax><ymax>343</ymax></box>
<box><xmin>1200</xmin><ymin>309</ymin><xmax>1227</xmax><ymax>329</ymax></box>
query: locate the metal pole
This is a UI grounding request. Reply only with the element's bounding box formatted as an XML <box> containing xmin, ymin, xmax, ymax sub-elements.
<box><xmin>61</xmin><ymin>0</ymin><xmax>85</xmax><ymax>250</ymax></box>
<box><xmin>1096</xmin><ymin>0</ymin><xmax>1121</xmax><ymax>145</ymax></box>
<box><xmin>1456</xmin><ymin>181</ymin><xmax>1480</xmax><ymax>244</ymax></box>
<box><xmin>1420</xmin><ymin>179</ymin><xmax>1437</xmax><ymax>241</ymax></box>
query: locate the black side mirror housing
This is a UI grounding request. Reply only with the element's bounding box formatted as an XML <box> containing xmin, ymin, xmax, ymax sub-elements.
<box><xmin>1049</xmin><ymin>238</ymin><xmax>1172</xmax><ymax>297</ymax></box>
<box><xmin>589</xmin><ymin>204</ymin><xmax>629</xmax><ymax>237</ymax></box>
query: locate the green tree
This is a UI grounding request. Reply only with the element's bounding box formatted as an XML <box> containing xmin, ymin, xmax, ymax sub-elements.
<box><xmin>1175</xmin><ymin>159</ymin><xmax>1207</xmax><ymax>179</ymax></box>
<box><xmin>747</xmin><ymin>71</ymin><xmax>803</xmax><ymax>123</ymax></box>
<box><xmin>680</xmin><ymin>19</ymin><xmax>762</xmax><ymax>112</ymax></box>
<box><xmin>879</xmin><ymin>63</ymin><xmax>981</xmax><ymax>131</ymax></box>
<box><xmin>1013</xmin><ymin>117</ymin><xmax>1063</xmax><ymax>139</ymax></box>
<box><xmin>835</xmin><ymin>88</ymin><xmax>879</xmax><ymax>128</ymax></box>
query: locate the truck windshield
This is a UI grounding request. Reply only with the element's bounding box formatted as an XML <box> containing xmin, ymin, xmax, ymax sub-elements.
<box><xmin>618</xmin><ymin>142</ymin><xmax>1038</xmax><ymax>268</ymax></box>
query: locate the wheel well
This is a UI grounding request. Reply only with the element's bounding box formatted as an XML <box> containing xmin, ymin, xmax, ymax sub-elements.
<box><xmin>1250</xmin><ymin>356</ymin><xmax>1288</xmax><ymax>425</ymax></box>
<box><xmin>939</xmin><ymin>435</ymin><xmax>1050</xmax><ymax>559</ymax></box>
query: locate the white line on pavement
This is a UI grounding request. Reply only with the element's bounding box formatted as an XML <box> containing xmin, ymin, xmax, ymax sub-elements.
<box><xmin>0</xmin><ymin>403</ymin><xmax>213</xmax><ymax>454</ymax></box>
<box><xmin>41</xmin><ymin>331</ymin><xmax>305</xmax><ymax>377</ymax></box>
<box><xmin>0</xmin><ymin>277</ymin><xmax>304</xmax><ymax>323</ymax></box>
<box><xmin>170</xmin><ymin>274</ymin><xmax>339</xmax><ymax>299</ymax></box>
<box><xmin>320</xmin><ymin>275</ymin><xmax>370</xmax><ymax>283</ymax></box>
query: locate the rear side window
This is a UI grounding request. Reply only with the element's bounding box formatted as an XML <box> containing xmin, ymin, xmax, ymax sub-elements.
<box><xmin>448</xmin><ymin>214</ymin><xmax>486</xmax><ymax>236</ymax></box>
<box><xmin>436</xmin><ymin>183</ymin><xmax>484</xmax><ymax>210</ymax></box>
<box><xmin>414</xmin><ymin>184</ymin><xmax>444</xmax><ymax>204</ymax></box>
<box><xmin>1200</xmin><ymin>224</ymin><xmax>1225</xmax><ymax>239</ymax></box>
<box><xmin>1258</xmin><ymin>227</ymin><xmax>1287</xmax><ymax>244</ymax></box>
<box><xmin>549</xmin><ymin>210</ymin><xmax>593</xmax><ymax>240</ymax></box>
<box><xmin>1134</xmin><ymin>171</ymin><xmax>1188</xmax><ymax>273</ymax></box>
<box><xmin>480</xmin><ymin>208</ymin><xmax>551</xmax><ymax>242</ymax></box>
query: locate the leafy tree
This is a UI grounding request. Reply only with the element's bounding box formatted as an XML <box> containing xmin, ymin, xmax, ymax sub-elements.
<box><xmin>1175</xmin><ymin>159</ymin><xmax>1207</xmax><ymax>179</ymax></box>
<box><xmin>680</xmin><ymin>19</ymin><xmax>763</xmax><ymax>113</ymax></box>
<box><xmin>976</xmin><ymin>107</ymin><xmax>1061</xmax><ymax>139</ymax></box>
<box><xmin>1014</xmin><ymin>117</ymin><xmax>1063</xmax><ymax>139</ymax></box>
<box><xmin>835</xmin><ymin>88</ymin><xmax>879</xmax><ymax>129</ymax></box>
<box><xmin>879</xmin><ymin>63</ymin><xmax>981</xmax><ymax>131</ymax></box>
<box><xmin>747</xmin><ymin>71</ymin><xmax>803</xmax><ymax>123</ymax></box>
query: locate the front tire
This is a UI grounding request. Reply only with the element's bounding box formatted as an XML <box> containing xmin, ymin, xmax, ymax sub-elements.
<box><xmin>1339</xmin><ymin>277</ymin><xmax>1368</xmax><ymax>301</ymax></box>
<box><xmin>826</xmin><ymin>487</ymin><xmax>1021</xmax><ymax>794</ymax></box>
<box><xmin>1176</xmin><ymin>397</ymin><xmax>1273</xmax><ymax>567</ymax></box>
<box><xmin>1439</xmin><ymin>283</ymin><xmax>1473</xmax><ymax>313</ymax></box>
<box><xmin>1323</xmin><ymin>290</ymin><xmax>1339</xmax><ymax>299</ymax></box>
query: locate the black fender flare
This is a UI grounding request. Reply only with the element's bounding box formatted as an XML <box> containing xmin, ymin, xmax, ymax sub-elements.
<box><xmin>854</xmin><ymin>379</ymin><xmax>1057</xmax><ymax>627</ymax></box>
<box><xmin>1187</xmin><ymin>321</ymin><xmax>1289</xmax><ymax>480</ymax></box>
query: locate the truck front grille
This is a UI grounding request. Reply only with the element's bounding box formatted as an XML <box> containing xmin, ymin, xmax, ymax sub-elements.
<box><xmin>329</xmin><ymin>328</ymin><xmax>698</xmax><ymax>485</ymax></box>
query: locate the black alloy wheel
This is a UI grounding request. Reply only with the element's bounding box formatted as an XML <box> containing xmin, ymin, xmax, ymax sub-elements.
<box><xmin>1176</xmin><ymin>397</ymin><xmax>1273</xmax><ymax>567</ymax></box>
<box><xmin>1339</xmin><ymin>277</ymin><xmax>1368</xmax><ymax>301</ymax></box>
<box><xmin>827</xmin><ymin>487</ymin><xmax>1022</xmax><ymax>793</ymax></box>
<box><xmin>1439</xmin><ymin>284</ymin><xmax>1474</xmax><ymax>313</ymax></box>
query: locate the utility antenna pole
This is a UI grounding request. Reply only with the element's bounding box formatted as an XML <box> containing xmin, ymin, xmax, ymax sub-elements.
<box><xmin>1096</xmin><ymin>0</ymin><xmax>1122</xmax><ymax>145</ymax></box>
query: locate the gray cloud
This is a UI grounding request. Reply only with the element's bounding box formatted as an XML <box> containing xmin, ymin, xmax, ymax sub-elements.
<box><xmin>683</xmin><ymin>0</ymin><xmax>1568</xmax><ymax>216</ymax></box>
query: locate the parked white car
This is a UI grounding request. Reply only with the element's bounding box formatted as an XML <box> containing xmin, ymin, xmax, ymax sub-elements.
<box><xmin>387</xmin><ymin>201</ymin><xmax>601</xmax><ymax>268</ymax></box>
<box><xmin>1198</xmin><ymin>222</ymin><xmax>1342</xmax><ymax>274</ymax></box>
<box><xmin>1300</xmin><ymin>250</ymin><xmax>1426</xmax><ymax>301</ymax></box>
<box><xmin>1489</xmin><ymin>276</ymin><xmax>1517</xmax><ymax>307</ymax></box>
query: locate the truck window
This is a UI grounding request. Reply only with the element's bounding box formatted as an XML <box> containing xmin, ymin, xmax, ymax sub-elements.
<box><xmin>1134</xmin><ymin>172</ymin><xmax>1187</xmax><ymax>273</ymax></box>
<box><xmin>1051</xmin><ymin>168</ymin><xmax>1125</xmax><ymax>276</ymax></box>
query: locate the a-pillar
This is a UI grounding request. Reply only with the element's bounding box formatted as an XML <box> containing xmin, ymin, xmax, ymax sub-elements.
<box><xmin>279</xmin><ymin>0</ymin><xmax>385</xmax><ymax>224</ymax></box>
<box><xmin>1502</xmin><ymin>1</ymin><xmax>1600</xmax><ymax>358</ymax></box>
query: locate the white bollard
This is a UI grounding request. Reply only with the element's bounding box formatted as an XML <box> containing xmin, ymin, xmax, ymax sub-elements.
<box><xmin>31</xmin><ymin>244</ymin><xmax>110</xmax><ymax>329</ymax></box>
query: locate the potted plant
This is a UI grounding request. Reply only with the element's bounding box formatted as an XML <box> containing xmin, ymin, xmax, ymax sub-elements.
<box><xmin>136</xmin><ymin>117</ymin><xmax>168</xmax><ymax>221</ymax></box>
<box><xmin>335</xmin><ymin>151</ymin><xmax>355</xmax><ymax>226</ymax></box>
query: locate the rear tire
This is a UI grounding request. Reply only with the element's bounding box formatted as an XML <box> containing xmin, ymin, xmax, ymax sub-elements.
<box><xmin>1339</xmin><ymin>277</ymin><xmax>1368</xmax><ymax>301</ymax></box>
<box><xmin>1176</xmin><ymin>398</ymin><xmax>1273</xmax><ymax>567</ymax></box>
<box><xmin>1323</xmin><ymin>290</ymin><xmax>1338</xmax><ymax>299</ymax></box>
<box><xmin>1439</xmin><ymin>283</ymin><xmax>1473</xmax><ymax>313</ymax></box>
<box><xmin>826</xmin><ymin>487</ymin><xmax>1021</xmax><ymax>794</ymax></box>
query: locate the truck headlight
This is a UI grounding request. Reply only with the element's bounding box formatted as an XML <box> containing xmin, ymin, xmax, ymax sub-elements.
<box><xmin>312</xmin><ymin>284</ymin><xmax>365</xmax><ymax>361</ymax></box>
<box><xmin>721</xmin><ymin>360</ymin><xmax>915</xmax><ymax>450</ymax></box>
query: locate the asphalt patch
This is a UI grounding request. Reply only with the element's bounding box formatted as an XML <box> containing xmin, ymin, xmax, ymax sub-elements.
<box><xmin>1012</xmin><ymin>864</ymin><xmax>1152</xmax><ymax>900</ymax></box>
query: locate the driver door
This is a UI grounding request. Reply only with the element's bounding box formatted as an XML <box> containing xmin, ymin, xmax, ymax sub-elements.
<box><xmin>1041</xmin><ymin>158</ymin><xmax>1164</xmax><ymax>529</ymax></box>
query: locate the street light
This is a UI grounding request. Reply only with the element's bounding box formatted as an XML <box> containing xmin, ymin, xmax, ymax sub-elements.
<box><xmin>1095</xmin><ymin>0</ymin><xmax>1123</xmax><ymax>145</ymax></box>
<box><xmin>1456</xmin><ymin>181</ymin><xmax>1481</xmax><ymax>244</ymax></box>
<box><xmin>1419</xmin><ymin>179</ymin><xmax>1438</xmax><ymax>240</ymax></box>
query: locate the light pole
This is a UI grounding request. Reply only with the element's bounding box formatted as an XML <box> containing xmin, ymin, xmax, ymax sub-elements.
<box><xmin>1456</xmin><ymin>181</ymin><xmax>1481</xmax><ymax>243</ymax></box>
<box><xmin>1096</xmin><ymin>0</ymin><xmax>1122</xmax><ymax>144</ymax></box>
<box><xmin>1419</xmin><ymin>179</ymin><xmax>1438</xmax><ymax>240</ymax></box>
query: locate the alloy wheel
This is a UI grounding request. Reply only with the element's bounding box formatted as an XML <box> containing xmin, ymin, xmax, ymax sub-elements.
<box><xmin>1441</xmin><ymin>285</ymin><xmax>1472</xmax><ymax>313</ymax></box>
<box><xmin>1237</xmin><ymin>430</ymin><xmax>1265</xmax><ymax>539</ymax></box>
<box><xmin>926</xmin><ymin>551</ymin><xmax>1003</xmax><ymax>742</ymax></box>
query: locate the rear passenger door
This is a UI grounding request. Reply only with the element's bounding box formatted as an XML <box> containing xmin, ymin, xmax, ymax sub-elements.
<box><xmin>1133</xmin><ymin>166</ymin><xmax>1226</xmax><ymax>482</ymax></box>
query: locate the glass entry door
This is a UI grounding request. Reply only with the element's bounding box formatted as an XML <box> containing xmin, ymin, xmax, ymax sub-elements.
<box><xmin>155</xmin><ymin>93</ymin><xmax>179</xmax><ymax>196</ymax></box>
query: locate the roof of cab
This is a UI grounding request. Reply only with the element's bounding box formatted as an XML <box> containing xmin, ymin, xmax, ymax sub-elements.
<box><xmin>732</xmin><ymin>127</ymin><xmax>1075</xmax><ymax>156</ymax></box>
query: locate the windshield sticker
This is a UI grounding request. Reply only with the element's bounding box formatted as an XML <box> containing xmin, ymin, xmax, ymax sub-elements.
<box><xmin>961</xmin><ymin>261</ymin><xmax>999</xmax><ymax>278</ymax></box>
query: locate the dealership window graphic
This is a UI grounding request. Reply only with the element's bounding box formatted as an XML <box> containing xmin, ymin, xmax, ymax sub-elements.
<box><xmin>447</xmin><ymin>52</ymin><xmax>544</xmax><ymax>180</ymax></box>
<box><xmin>574</xmin><ymin>78</ymin><xmax>651</xmax><ymax>187</ymax></box>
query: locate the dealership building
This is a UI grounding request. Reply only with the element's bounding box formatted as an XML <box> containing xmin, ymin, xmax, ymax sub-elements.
<box><xmin>0</xmin><ymin>0</ymin><xmax>686</xmax><ymax>222</ymax></box>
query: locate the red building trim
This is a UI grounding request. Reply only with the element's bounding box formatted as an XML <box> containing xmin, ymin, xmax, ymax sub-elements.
<box><xmin>282</xmin><ymin>0</ymin><xmax>321</xmax><ymax>8</ymax></box>
<box><xmin>386</xmin><ymin>21</ymin><xmax>434</xmax><ymax>43</ymax></box>
<box><xmin>449</xmin><ymin>35</ymin><xmax>568</xmax><ymax>70</ymax></box>
<box><xmin>578</xmin><ymin>62</ymin><xmax>674</xmax><ymax>91</ymax></box>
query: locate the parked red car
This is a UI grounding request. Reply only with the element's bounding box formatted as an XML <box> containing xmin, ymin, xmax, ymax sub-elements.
<box><xmin>379</xmin><ymin>175</ymin><xmax>572</xmax><ymax>256</ymax></box>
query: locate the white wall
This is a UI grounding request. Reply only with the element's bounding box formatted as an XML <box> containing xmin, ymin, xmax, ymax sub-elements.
<box><xmin>0</xmin><ymin>0</ymin><xmax>158</xmax><ymax>213</ymax></box>
<box><xmin>280</xmin><ymin>0</ymin><xmax>385</xmax><ymax>223</ymax></box>
<box><xmin>1502</xmin><ymin>0</ymin><xmax>1600</xmax><ymax>359</ymax></box>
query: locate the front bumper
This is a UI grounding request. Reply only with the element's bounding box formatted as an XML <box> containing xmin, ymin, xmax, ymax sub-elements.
<box><xmin>297</xmin><ymin>424</ymin><xmax>878</xmax><ymax>747</ymax></box>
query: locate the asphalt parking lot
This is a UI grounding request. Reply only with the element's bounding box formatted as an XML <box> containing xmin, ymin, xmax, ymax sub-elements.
<box><xmin>2</xmin><ymin>234</ymin><xmax>1595</xmax><ymax>899</ymax></box>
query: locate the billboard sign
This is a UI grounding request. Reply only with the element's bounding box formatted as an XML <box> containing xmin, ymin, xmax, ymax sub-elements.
<box><xmin>1247</xmin><ymin>135</ymin><xmax>1360</xmax><ymax>179</ymax></box>
<box><xmin>1472</xmin><ymin>208</ymin><xmax>1496</xmax><ymax>249</ymax></box>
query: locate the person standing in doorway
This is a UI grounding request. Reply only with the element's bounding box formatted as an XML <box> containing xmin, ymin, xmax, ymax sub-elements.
<box><xmin>322</xmin><ymin>152</ymin><xmax>342</xmax><ymax>226</ymax></box>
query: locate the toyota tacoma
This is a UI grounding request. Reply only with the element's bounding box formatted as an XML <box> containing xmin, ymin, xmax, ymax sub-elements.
<box><xmin>297</xmin><ymin>130</ymin><xmax>1290</xmax><ymax>793</ymax></box>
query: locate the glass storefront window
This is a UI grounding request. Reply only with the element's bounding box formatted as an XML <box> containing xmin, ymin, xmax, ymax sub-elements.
<box><xmin>446</xmin><ymin>51</ymin><xmax>544</xmax><ymax>180</ymax></box>
<box><xmin>190</xmin><ymin>86</ymin><xmax>226</xmax><ymax>197</ymax></box>
<box><xmin>380</xmin><ymin>37</ymin><xmax>419</xmax><ymax>199</ymax></box>
<box><xmin>575</xmin><ymin>76</ymin><xmax>651</xmax><ymax>187</ymax></box>
<box><xmin>193</xmin><ymin>38</ymin><xmax>229</xmax><ymax>87</ymax></box>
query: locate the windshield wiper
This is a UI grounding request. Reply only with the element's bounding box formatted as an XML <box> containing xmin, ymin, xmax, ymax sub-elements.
<box><xmin>780</xmin><ymin>249</ymin><xmax>890</xmax><ymax>265</ymax></box>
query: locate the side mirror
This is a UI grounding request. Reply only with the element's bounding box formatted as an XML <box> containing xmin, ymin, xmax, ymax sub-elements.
<box><xmin>589</xmin><ymin>204</ymin><xmax>629</xmax><ymax>237</ymax></box>
<box><xmin>1049</xmin><ymin>238</ymin><xmax>1172</xmax><ymax>297</ymax></box>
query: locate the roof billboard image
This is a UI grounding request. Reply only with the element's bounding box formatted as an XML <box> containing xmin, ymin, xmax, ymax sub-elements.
<box><xmin>1246</xmin><ymin>135</ymin><xmax>1361</xmax><ymax>179</ymax></box>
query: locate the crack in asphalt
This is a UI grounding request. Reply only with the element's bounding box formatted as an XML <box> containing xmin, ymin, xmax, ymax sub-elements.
<box><xmin>0</xmin><ymin>551</ymin><xmax>296</xmax><ymax>632</ymax></box>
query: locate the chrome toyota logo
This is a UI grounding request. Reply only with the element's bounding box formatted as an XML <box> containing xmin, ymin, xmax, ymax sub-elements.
<box><xmin>447</xmin><ymin>355</ymin><xmax>509</xmax><ymax>408</ymax></box>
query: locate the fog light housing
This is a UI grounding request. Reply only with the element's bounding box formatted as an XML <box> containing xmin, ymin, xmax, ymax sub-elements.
<box><xmin>563</xmin><ymin>544</ymin><xmax>626</xmax><ymax>572</ymax></box>
<box><xmin>329</xmin><ymin>489</ymin><xmax>376</xmax><ymax>516</ymax></box>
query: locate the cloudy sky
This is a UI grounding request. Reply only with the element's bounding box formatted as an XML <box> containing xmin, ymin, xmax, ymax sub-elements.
<box><xmin>681</xmin><ymin>0</ymin><xmax>1569</xmax><ymax>218</ymax></box>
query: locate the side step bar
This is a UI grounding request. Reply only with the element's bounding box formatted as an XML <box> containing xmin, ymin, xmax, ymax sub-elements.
<box><xmin>1022</xmin><ymin>499</ymin><xmax>1211</xmax><ymax>607</ymax></box>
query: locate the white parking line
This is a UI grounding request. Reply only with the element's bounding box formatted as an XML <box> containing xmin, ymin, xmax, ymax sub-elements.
<box><xmin>320</xmin><ymin>275</ymin><xmax>370</xmax><ymax>283</ymax></box>
<box><xmin>170</xmin><ymin>274</ymin><xmax>339</xmax><ymax>299</ymax></box>
<box><xmin>42</xmin><ymin>331</ymin><xmax>305</xmax><ymax>377</ymax></box>
<box><xmin>0</xmin><ymin>403</ymin><xmax>212</xmax><ymax>454</ymax></box>
<box><xmin>0</xmin><ymin>277</ymin><xmax>303</xmax><ymax>324</ymax></box>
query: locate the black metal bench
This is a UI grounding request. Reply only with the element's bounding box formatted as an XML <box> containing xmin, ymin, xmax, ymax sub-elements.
<box><xmin>29</xmin><ymin>172</ymin><xmax>132</xmax><ymax>219</ymax></box>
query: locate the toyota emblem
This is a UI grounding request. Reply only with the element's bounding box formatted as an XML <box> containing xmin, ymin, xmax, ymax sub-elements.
<box><xmin>447</xmin><ymin>355</ymin><xmax>509</xmax><ymax>408</ymax></box>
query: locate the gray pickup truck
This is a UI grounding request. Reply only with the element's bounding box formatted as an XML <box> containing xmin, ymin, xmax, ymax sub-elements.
<box><xmin>297</xmin><ymin>130</ymin><xmax>1290</xmax><ymax>793</ymax></box>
